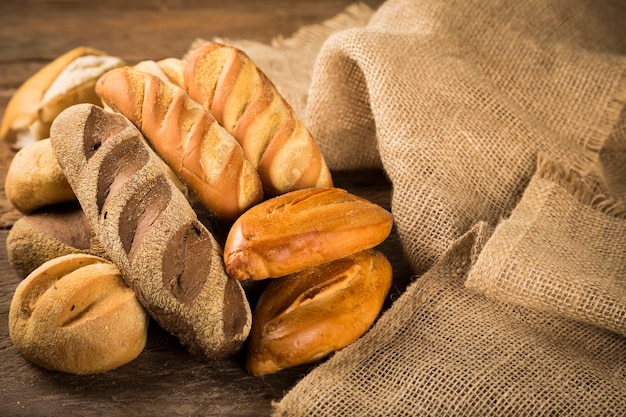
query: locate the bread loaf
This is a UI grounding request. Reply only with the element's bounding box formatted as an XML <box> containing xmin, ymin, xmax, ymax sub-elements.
<box><xmin>5</xmin><ymin>138</ymin><xmax>76</xmax><ymax>214</ymax></box>
<box><xmin>247</xmin><ymin>249</ymin><xmax>393</xmax><ymax>376</ymax></box>
<box><xmin>224</xmin><ymin>187</ymin><xmax>394</xmax><ymax>280</ymax></box>
<box><xmin>95</xmin><ymin>65</ymin><xmax>263</xmax><ymax>222</ymax></box>
<box><xmin>0</xmin><ymin>47</ymin><xmax>125</xmax><ymax>149</ymax></box>
<box><xmin>9</xmin><ymin>254</ymin><xmax>149</xmax><ymax>374</ymax></box>
<box><xmin>134</xmin><ymin>58</ymin><xmax>186</xmax><ymax>88</ymax></box>
<box><xmin>50</xmin><ymin>103</ymin><xmax>252</xmax><ymax>360</ymax></box>
<box><xmin>6</xmin><ymin>203</ymin><xmax>107</xmax><ymax>278</ymax></box>
<box><xmin>184</xmin><ymin>42</ymin><xmax>333</xmax><ymax>196</ymax></box>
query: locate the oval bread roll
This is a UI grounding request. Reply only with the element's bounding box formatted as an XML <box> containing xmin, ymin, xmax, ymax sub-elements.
<box><xmin>9</xmin><ymin>254</ymin><xmax>149</xmax><ymax>375</ymax></box>
<box><xmin>224</xmin><ymin>187</ymin><xmax>394</xmax><ymax>280</ymax></box>
<box><xmin>246</xmin><ymin>249</ymin><xmax>393</xmax><ymax>376</ymax></box>
<box><xmin>6</xmin><ymin>204</ymin><xmax>107</xmax><ymax>278</ymax></box>
<box><xmin>5</xmin><ymin>138</ymin><xmax>76</xmax><ymax>214</ymax></box>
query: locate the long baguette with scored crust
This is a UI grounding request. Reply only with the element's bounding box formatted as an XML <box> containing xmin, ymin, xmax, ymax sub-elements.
<box><xmin>184</xmin><ymin>42</ymin><xmax>333</xmax><ymax>196</ymax></box>
<box><xmin>95</xmin><ymin>66</ymin><xmax>263</xmax><ymax>222</ymax></box>
<box><xmin>50</xmin><ymin>103</ymin><xmax>252</xmax><ymax>360</ymax></box>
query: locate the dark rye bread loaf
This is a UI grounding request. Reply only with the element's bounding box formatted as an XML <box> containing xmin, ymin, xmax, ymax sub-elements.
<box><xmin>50</xmin><ymin>103</ymin><xmax>251</xmax><ymax>360</ymax></box>
<box><xmin>6</xmin><ymin>203</ymin><xmax>107</xmax><ymax>278</ymax></box>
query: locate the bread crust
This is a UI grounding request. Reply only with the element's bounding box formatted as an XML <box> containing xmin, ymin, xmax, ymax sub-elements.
<box><xmin>223</xmin><ymin>187</ymin><xmax>394</xmax><ymax>280</ymax></box>
<box><xmin>246</xmin><ymin>249</ymin><xmax>392</xmax><ymax>375</ymax></box>
<box><xmin>96</xmin><ymin>66</ymin><xmax>263</xmax><ymax>222</ymax></box>
<box><xmin>9</xmin><ymin>254</ymin><xmax>149</xmax><ymax>374</ymax></box>
<box><xmin>184</xmin><ymin>42</ymin><xmax>333</xmax><ymax>196</ymax></box>
<box><xmin>0</xmin><ymin>47</ymin><xmax>124</xmax><ymax>149</ymax></box>
<box><xmin>5</xmin><ymin>138</ymin><xmax>76</xmax><ymax>214</ymax></box>
<box><xmin>50</xmin><ymin>103</ymin><xmax>252</xmax><ymax>360</ymax></box>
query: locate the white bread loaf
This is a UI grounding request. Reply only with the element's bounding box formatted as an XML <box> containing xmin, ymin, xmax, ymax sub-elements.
<box><xmin>0</xmin><ymin>47</ymin><xmax>124</xmax><ymax>149</ymax></box>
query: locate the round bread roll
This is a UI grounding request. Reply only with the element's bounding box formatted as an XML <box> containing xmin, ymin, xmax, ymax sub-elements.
<box><xmin>246</xmin><ymin>249</ymin><xmax>393</xmax><ymax>376</ymax></box>
<box><xmin>5</xmin><ymin>138</ymin><xmax>76</xmax><ymax>214</ymax></box>
<box><xmin>9</xmin><ymin>254</ymin><xmax>149</xmax><ymax>374</ymax></box>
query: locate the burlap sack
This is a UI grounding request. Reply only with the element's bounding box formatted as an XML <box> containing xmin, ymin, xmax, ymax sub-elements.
<box><xmin>466</xmin><ymin>157</ymin><xmax>626</xmax><ymax>338</ymax></box>
<box><xmin>273</xmin><ymin>223</ymin><xmax>626</xmax><ymax>416</ymax></box>
<box><xmin>306</xmin><ymin>0</ymin><xmax>626</xmax><ymax>275</ymax></box>
<box><xmin>188</xmin><ymin>0</ymin><xmax>626</xmax><ymax>414</ymax></box>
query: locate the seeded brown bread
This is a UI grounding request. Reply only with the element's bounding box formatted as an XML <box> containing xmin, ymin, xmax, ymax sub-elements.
<box><xmin>9</xmin><ymin>254</ymin><xmax>149</xmax><ymax>374</ymax></box>
<box><xmin>0</xmin><ymin>47</ymin><xmax>125</xmax><ymax>149</ymax></box>
<box><xmin>50</xmin><ymin>103</ymin><xmax>252</xmax><ymax>360</ymax></box>
<box><xmin>184</xmin><ymin>42</ymin><xmax>333</xmax><ymax>196</ymax></box>
<box><xmin>95</xmin><ymin>65</ymin><xmax>263</xmax><ymax>222</ymax></box>
<box><xmin>4</xmin><ymin>138</ymin><xmax>76</xmax><ymax>214</ymax></box>
<box><xmin>247</xmin><ymin>249</ymin><xmax>393</xmax><ymax>376</ymax></box>
<box><xmin>223</xmin><ymin>187</ymin><xmax>394</xmax><ymax>281</ymax></box>
<box><xmin>6</xmin><ymin>204</ymin><xmax>107</xmax><ymax>278</ymax></box>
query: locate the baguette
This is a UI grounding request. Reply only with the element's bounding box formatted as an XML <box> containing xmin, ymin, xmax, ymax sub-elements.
<box><xmin>50</xmin><ymin>103</ymin><xmax>251</xmax><ymax>360</ymax></box>
<box><xmin>5</xmin><ymin>138</ymin><xmax>76</xmax><ymax>214</ymax></box>
<box><xmin>0</xmin><ymin>47</ymin><xmax>125</xmax><ymax>149</ymax></box>
<box><xmin>224</xmin><ymin>187</ymin><xmax>394</xmax><ymax>280</ymax></box>
<box><xmin>247</xmin><ymin>249</ymin><xmax>393</xmax><ymax>375</ymax></box>
<box><xmin>184</xmin><ymin>42</ymin><xmax>333</xmax><ymax>196</ymax></box>
<box><xmin>6</xmin><ymin>203</ymin><xmax>107</xmax><ymax>278</ymax></box>
<box><xmin>9</xmin><ymin>254</ymin><xmax>149</xmax><ymax>374</ymax></box>
<box><xmin>95</xmin><ymin>66</ymin><xmax>262</xmax><ymax>222</ymax></box>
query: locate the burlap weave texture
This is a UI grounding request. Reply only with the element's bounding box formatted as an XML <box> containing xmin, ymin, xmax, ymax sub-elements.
<box><xmin>191</xmin><ymin>0</ymin><xmax>626</xmax><ymax>414</ymax></box>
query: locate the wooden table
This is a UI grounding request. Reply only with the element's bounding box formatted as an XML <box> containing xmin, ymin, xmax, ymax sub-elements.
<box><xmin>0</xmin><ymin>1</ymin><xmax>413</xmax><ymax>416</ymax></box>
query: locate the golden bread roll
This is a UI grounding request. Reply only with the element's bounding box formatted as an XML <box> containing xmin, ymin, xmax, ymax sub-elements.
<box><xmin>9</xmin><ymin>254</ymin><xmax>149</xmax><ymax>374</ymax></box>
<box><xmin>95</xmin><ymin>65</ymin><xmax>263</xmax><ymax>222</ymax></box>
<box><xmin>5</xmin><ymin>138</ymin><xmax>76</xmax><ymax>214</ymax></box>
<box><xmin>50</xmin><ymin>103</ymin><xmax>251</xmax><ymax>359</ymax></box>
<box><xmin>247</xmin><ymin>249</ymin><xmax>393</xmax><ymax>376</ymax></box>
<box><xmin>224</xmin><ymin>187</ymin><xmax>393</xmax><ymax>280</ymax></box>
<box><xmin>184</xmin><ymin>42</ymin><xmax>333</xmax><ymax>196</ymax></box>
<box><xmin>6</xmin><ymin>204</ymin><xmax>107</xmax><ymax>278</ymax></box>
<box><xmin>134</xmin><ymin>58</ymin><xmax>186</xmax><ymax>88</ymax></box>
<box><xmin>0</xmin><ymin>46</ymin><xmax>125</xmax><ymax>149</ymax></box>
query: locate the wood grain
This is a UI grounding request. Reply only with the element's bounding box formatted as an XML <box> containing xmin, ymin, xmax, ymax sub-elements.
<box><xmin>0</xmin><ymin>2</ymin><xmax>413</xmax><ymax>416</ymax></box>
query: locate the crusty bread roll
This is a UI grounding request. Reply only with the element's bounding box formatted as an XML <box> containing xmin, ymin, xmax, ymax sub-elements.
<box><xmin>134</xmin><ymin>58</ymin><xmax>186</xmax><ymax>88</ymax></box>
<box><xmin>5</xmin><ymin>138</ymin><xmax>76</xmax><ymax>214</ymax></box>
<box><xmin>50</xmin><ymin>103</ymin><xmax>252</xmax><ymax>360</ymax></box>
<box><xmin>247</xmin><ymin>249</ymin><xmax>393</xmax><ymax>376</ymax></box>
<box><xmin>9</xmin><ymin>254</ymin><xmax>149</xmax><ymax>374</ymax></box>
<box><xmin>0</xmin><ymin>46</ymin><xmax>125</xmax><ymax>149</ymax></box>
<box><xmin>224</xmin><ymin>187</ymin><xmax>394</xmax><ymax>280</ymax></box>
<box><xmin>184</xmin><ymin>42</ymin><xmax>333</xmax><ymax>196</ymax></box>
<box><xmin>95</xmin><ymin>66</ymin><xmax>263</xmax><ymax>222</ymax></box>
<box><xmin>6</xmin><ymin>203</ymin><xmax>107</xmax><ymax>278</ymax></box>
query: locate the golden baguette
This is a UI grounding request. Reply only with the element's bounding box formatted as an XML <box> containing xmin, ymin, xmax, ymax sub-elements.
<box><xmin>95</xmin><ymin>66</ymin><xmax>263</xmax><ymax>222</ymax></box>
<box><xmin>223</xmin><ymin>187</ymin><xmax>393</xmax><ymax>281</ymax></box>
<box><xmin>50</xmin><ymin>103</ymin><xmax>252</xmax><ymax>360</ymax></box>
<box><xmin>246</xmin><ymin>249</ymin><xmax>393</xmax><ymax>376</ymax></box>
<box><xmin>184</xmin><ymin>42</ymin><xmax>333</xmax><ymax>196</ymax></box>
